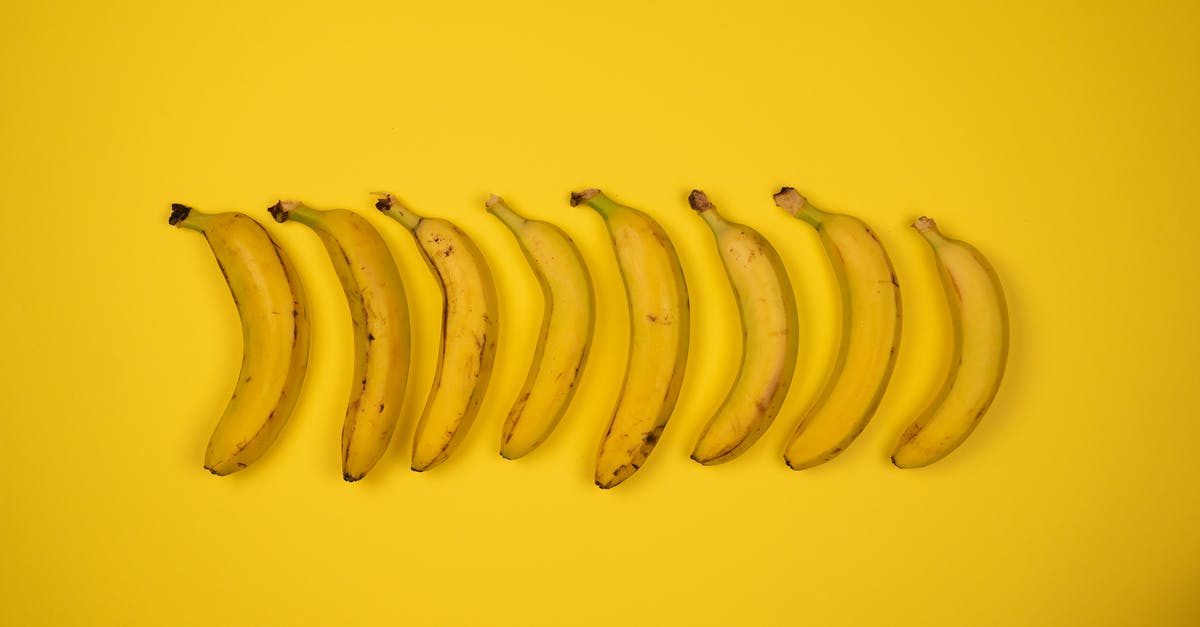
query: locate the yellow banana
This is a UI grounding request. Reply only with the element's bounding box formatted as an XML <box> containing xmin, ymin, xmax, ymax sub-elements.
<box><xmin>571</xmin><ymin>188</ymin><xmax>689</xmax><ymax>489</ymax></box>
<box><xmin>486</xmin><ymin>195</ymin><xmax>594</xmax><ymax>460</ymax></box>
<box><xmin>773</xmin><ymin>188</ymin><xmax>902</xmax><ymax>469</ymax></box>
<box><xmin>688</xmin><ymin>191</ymin><xmax>798</xmax><ymax>464</ymax></box>
<box><xmin>375</xmin><ymin>194</ymin><xmax>499</xmax><ymax>471</ymax></box>
<box><xmin>169</xmin><ymin>204</ymin><xmax>310</xmax><ymax>475</ymax></box>
<box><xmin>268</xmin><ymin>200</ymin><xmax>410</xmax><ymax>481</ymax></box>
<box><xmin>891</xmin><ymin>216</ymin><xmax>1008</xmax><ymax>468</ymax></box>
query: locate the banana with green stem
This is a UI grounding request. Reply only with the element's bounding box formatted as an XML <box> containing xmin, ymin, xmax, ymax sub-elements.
<box><xmin>169</xmin><ymin>204</ymin><xmax>310</xmax><ymax>475</ymax></box>
<box><xmin>268</xmin><ymin>200</ymin><xmax>410</xmax><ymax>481</ymax></box>
<box><xmin>773</xmin><ymin>188</ymin><xmax>902</xmax><ymax>469</ymax></box>
<box><xmin>571</xmin><ymin>188</ymin><xmax>689</xmax><ymax>489</ymax></box>
<box><xmin>486</xmin><ymin>195</ymin><xmax>594</xmax><ymax>460</ymax></box>
<box><xmin>891</xmin><ymin>216</ymin><xmax>1008</xmax><ymax>468</ymax></box>
<box><xmin>688</xmin><ymin>190</ymin><xmax>798</xmax><ymax>464</ymax></box>
<box><xmin>376</xmin><ymin>194</ymin><xmax>499</xmax><ymax>471</ymax></box>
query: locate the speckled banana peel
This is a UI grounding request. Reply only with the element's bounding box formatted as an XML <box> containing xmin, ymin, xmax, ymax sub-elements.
<box><xmin>571</xmin><ymin>188</ymin><xmax>689</xmax><ymax>489</ymax></box>
<box><xmin>375</xmin><ymin>194</ymin><xmax>499</xmax><ymax>472</ymax></box>
<box><xmin>891</xmin><ymin>216</ymin><xmax>1008</xmax><ymax>468</ymax></box>
<box><xmin>170</xmin><ymin>204</ymin><xmax>310</xmax><ymax>476</ymax></box>
<box><xmin>773</xmin><ymin>188</ymin><xmax>902</xmax><ymax>470</ymax></box>
<box><xmin>688</xmin><ymin>190</ymin><xmax>798</xmax><ymax>465</ymax></box>
<box><xmin>486</xmin><ymin>195</ymin><xmax>594</xmax><ymax>460</ymax></box>
<box><xmin>269</xmin><ymin>200</ymin><xmax>410</xmax><ymax>482</ymax></box>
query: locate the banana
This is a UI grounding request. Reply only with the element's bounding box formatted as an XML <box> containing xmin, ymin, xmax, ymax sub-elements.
<box><xmin>486</xmin><ymin>195</ymin><xmax>595</xmax><ymax>459</ymax></box>
<box><xmin>891</xmin><ymin>216</ymin><xmax>1008</xmax><ymax>468</ymax></box>
<box><xmin>169</xmin><ymin>204</ymin><xmax>310</xmax><ymax>475</ymax></box>
<box><xmin>268</xmin><ymin>200</ymin><xmax>410</xmax><ymax>481</ymax></box>
<box><xmin>773</xmin><ymin>188</ymin><xmax>902</xmax><ymax>469</ymax></box>
<box><xmin>375</xmin><ymin>194</ymin><xmax>499</xmax><ymax>471</ymax></box>
<box><xmin>688</xmin><ymin>191</ymin><xmax>798</xmax><ymax>464</ymax></box>
<box><xmin>571</xmin><ymin>189</ymin><xmax>689</xmax><ymax>489</ymax></box>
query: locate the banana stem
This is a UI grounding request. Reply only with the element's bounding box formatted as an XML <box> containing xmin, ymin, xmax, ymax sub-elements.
<box><xmin>267</xmin><ymin>200</ymin><xmax>321</xmax><ymax>225</ymax></box>
<box><xmin>170</xmin><ymin>204</ymin><xmax>214</xmax><ymax>232</ymax></box>
<box><xmin>773</xmin><ymin>187</ymin><xmax>826</xmax><ymax>228</ymax></box>
<box><xmin>485</xmin><ymin>194</ymin><xmax>526</xmax><ymax>231</ymax></box>
<box><xmin>374</xmin><ymin>193</ymin><xmax>422</xmax><ymax>230</ymax></box>
<box><xmin>688</xmin><ymin>190</ymin><xmax>729</xmax><ymax>234</ymax></box>
<box><xmin>913</xmin><ymin>216</ymin><xmax>947</xmax><ymax>246</ymax></box>
<box><xmin>570</xmin><ymin>188</ymin><xmax>620</xmax><ymax>216</ymax></box>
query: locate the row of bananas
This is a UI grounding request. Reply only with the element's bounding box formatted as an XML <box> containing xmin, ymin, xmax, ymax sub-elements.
<box><xmin>169</xmin><ymin>188</ymin><xmax>1009</xmax><ymax>488</ymax></box>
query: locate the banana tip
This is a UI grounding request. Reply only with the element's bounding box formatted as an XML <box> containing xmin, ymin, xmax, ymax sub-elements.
<box><xmin>267</xmin><ymin>201</ymin><xmax>288</xmax><ymax>223</ymax></box>
<box><xmin>913</xmin><ymin>216</ymin><xmax>937</xmax><ymax>231</ymax></box>
<box><xmin>687</xmin><ymin>190</ymin><xmax>713</xmax><ymax>212</ymax></box>
<box><xmin>772</xmin><ymin>187</ymin><xmax>807</xmax><ymax>215</ymax></box>
<box><xmin>342</xmin><ymin>472</ymin><xmax>362</xmax><ymax>482</ymax></box>
<box><xmin>485</xmin><ymin>194</ymin><xmax>502</xmax><ymax>208</ymax></box>
<box><xmin>374</xmin><ymin>193</ymin><xmax>394</xmax><ymax>212</ymax></box>
<box><xmin>570</xmin><ymin>188</ymin><xmax>600</xmax><ymax>207</ymax></box>
<box><xmin>168</xmin><ymin>203</ymin><xmax>191</xmax><ymax>226</ymax></box>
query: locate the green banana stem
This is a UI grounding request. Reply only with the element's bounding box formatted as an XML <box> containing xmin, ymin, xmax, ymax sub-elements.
<box><xmin>913</xmin><ymin>216</ymin><xmax>947</xmax><ymax>246</ymax></box>
<box><xmin>374</xmin><ymin>194</ymin><xmax>423</xmax><ymax>229</ymax></box>
<box><xmin>773</xmin><ymin>187</ymin><xmax>828</xmax><ymax>228</ymax></box>
<box><xmin>688</xmin><ymin>189</ymin><xmax>728</xmax><ymax>233</ymax></box>
<box><xmin>267</xmin><ymin>200</ymin><xmax>326</xmax><ymax>227</ymax></box>
<box><xmin>485</xmin><ymin>194</ymin><xmax>527</xmax><ymax>231</ymax></box>
<box><xmin>570</xmin><ymin>188</ymin><xmax>620</xmax><ymax>216</ymax></box>
<box><xmin>170</xmin><ymin>203</ymin><xmax>217</xmax><ymax>232</ymax></box>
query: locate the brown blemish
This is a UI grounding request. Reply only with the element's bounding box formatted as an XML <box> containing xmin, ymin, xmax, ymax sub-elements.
<box><xmin>644</xmin><ymin>425</ymin><xmax>665</xmax><ymax>446</ymax></box>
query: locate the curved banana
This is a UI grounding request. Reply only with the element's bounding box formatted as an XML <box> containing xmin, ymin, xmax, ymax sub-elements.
<box><xmin>169</xmin><ymin>204</ymin><xmax>310</xmax><ymax>475</ymax></box>
<box><xmin>375</xmin><ymin>194</ymin><xmax>499</xmax><ymax>471</ymax></box>
<box><xmin>486</xmin><ymin>195</ymin><xmax>594</xmax><ymax>460</ymax></box>
<box><xmin>268</xmin><ymin>200</ymin><xmax>410</xmax><ymax>481</ymax></box>
<box><xmin>891</xmin><ymin>216</ymin><xmax>1008</xmax><ymax>468</ymax></box>
<box><xmin>773</xmin><ymin>188</ymin><xmax>902</xmax><ymax>469</ymax></box>
<box><xmin>571</xmin><ymin>188</ymin><xmax>689</xmax><ymax>489</ymax></box>
<box><xmin>688</xmin><ymin>191</ymin><xmax>798</xmax><ymax>464</ymax></box>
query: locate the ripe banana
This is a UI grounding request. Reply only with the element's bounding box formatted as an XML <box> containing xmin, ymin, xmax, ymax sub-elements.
<box><xmin>268</xmin><ymin>200</ymin><xmax>410</xmax><ymax>481</ymax></box>
<box><xmin>571</xmin><ymin>189</ymin><xmax>689</xmax><ymax>489</ymax></box>
<box><xmin>688</xmin><ymin>191</ymin><xmax>798</xmax><ymax>464</ymax></box>
<box><xmin>891</xmin><ymin>216</ymin><xmax>1008</xmax><ymax>468</ymax></box>
<box><xmin>375</xmin><ymin>194</ymin><xmax>499</xmax><ymax>471</ymax></box>
<box><xmin>773</xmin><ymin>188</ymin><xmax>902</xmax><ymax>469</ymax></box>
<box><xmin>169</xmin><ymin>204</ymin><xmax>310</xmax><ymax>475</ymax></box>
<box><xmin>486</xmin><ymin>195</ymin><xmax>595</xmax><ymax>460</ymax></box>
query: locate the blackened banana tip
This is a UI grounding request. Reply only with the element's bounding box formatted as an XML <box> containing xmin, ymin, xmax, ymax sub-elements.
<box><xmin>168</xmin><ymin>203</ymin><xmax>191</xmax><ymax>226</ymax></box>
<box><xmin>267</xmin><ymin>201</ymin><xmax>287</xmax><ymax>223</ymax></box>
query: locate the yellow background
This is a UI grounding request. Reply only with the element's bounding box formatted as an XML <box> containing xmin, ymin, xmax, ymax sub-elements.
<box><xmin>2</xmin><ymin>0</ymin><xmax>1198</xmax><ymax>624</ymax></box>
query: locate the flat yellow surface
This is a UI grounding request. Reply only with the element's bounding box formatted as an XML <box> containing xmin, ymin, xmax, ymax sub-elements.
<box><xmin>2</xmin><ymin>1</ymin><xmax>1198</xmax><ymax>625</ymax></box>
